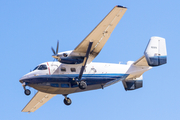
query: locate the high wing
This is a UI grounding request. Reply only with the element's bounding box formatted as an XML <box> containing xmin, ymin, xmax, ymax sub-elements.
<box><xmin>73</xmin><ymin>5</ymin><xmax>127</xmax><ymax>63</ymax></box>
<box><xmin>22</xmin><ymin>91</ymin><xmax>56</xmax><ymax>113</ymax></box>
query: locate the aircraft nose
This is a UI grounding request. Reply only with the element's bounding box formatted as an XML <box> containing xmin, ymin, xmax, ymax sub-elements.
<box><xmin>19</xmin><ymin>73</ymin><xmax>31</xmax><ymax>83</ymax></box>
<box><xmin>19</xmin><ymin>75</ymin><xmax>27</xmax><ymax>83</ymax></box>
<box><xmin>19</xmin><ymin>79</ymin><xmax>24</xmax><ymax>83</ymax></box>
<box><xmin>19</xmin><ymin>75</ymin><xmax>32</xmax><ymax>84</ymax></box>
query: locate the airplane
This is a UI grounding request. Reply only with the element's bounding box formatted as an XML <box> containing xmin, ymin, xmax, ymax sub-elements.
<box><xmin>19</xmin><ymin>5</ymin><xmax>167</xmax><ymax>113</ymax></box>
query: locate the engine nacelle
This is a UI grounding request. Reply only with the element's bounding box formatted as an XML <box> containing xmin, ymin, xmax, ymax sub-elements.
<box><xmin>60</xmin><ymin>57</ymin><xmax>84</xmax><ymax>64</ymax></box>
<box><xmin>54</xmin><ymin>50</ymin><xmax>86</xmax><ymax>64</ymax></box>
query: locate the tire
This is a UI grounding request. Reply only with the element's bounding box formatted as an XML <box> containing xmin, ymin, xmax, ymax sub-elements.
<box><xmin>24</xmin><ymin>89</ymin><xmax>31</xmax><ymax>96</ymax></box>
<box><xmin>78</xmin><ymin>81</ymin><xmax>87</xmax><ymax>89</ymax></box>
<box><xmin>64</xmin><ymin>97</ymin><xmax>72</xmax><ymax>105</ymax></box>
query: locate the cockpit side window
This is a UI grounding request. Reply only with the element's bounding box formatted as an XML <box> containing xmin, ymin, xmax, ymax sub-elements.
<box><xmin>38</xmin><ymin>65</ymin><xmax>47</xmax><ymax>70</ymax></box>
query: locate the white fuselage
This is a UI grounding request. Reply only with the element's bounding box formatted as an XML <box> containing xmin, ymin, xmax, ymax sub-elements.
<box><xmin>20</xmin><ymin>61</ymin><xmax>151</xmax><ymax>94</ymax></box>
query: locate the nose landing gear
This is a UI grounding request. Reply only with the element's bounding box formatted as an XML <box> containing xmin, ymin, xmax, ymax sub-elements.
<box><xmin>22</xmin><ymin>82</ymin><xmax>31</xmax><ymax>96</ymax></box>
<box><xmin>63</xmin><ymin>95</ymin><xmax>72</xmax><ymax>105</ymax></box>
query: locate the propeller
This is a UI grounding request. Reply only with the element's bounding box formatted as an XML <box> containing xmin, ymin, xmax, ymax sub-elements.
<box><xmin>51</xmin><ymin>41</ymin><xmax>61</xmax><ymax>61</ymax></box>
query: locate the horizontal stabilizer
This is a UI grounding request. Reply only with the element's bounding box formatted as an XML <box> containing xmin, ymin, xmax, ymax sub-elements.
<box><xmin>133</xmin><ymin>55</ymin><xmax>148</xmax><ymax>66</ymax></box>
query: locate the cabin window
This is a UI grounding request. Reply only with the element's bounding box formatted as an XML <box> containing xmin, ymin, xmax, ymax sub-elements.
<box><xmin>91</xmin><ymin>68</ymin><xmax>97</xmax><ymax>72</ymax></box>
<box><xmin>51</xmin><ymin>83</ymin><xmax>59</xmax><ymax>87</ymax></box>
<box><xmin>71</xmin><ymin>68</ymin><xmax>76</xmax><ymax>72</ymax></box>
<box><xmin>37</xmin><ymin>65</ymin><xmax>47</xmax><ymax>70</ymax></box>
<box><xmin>61</xmin><ymin>67</ymin><xmax>66</xmax><ymax>72</ymax></box>
<box><xmin>61</xmin><ymin>83</ymin><xmax>69</xmax><ymax>88</ymax></box>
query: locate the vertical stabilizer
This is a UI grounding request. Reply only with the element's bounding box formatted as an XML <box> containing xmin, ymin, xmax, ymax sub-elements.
<box><xmin>144</xmin><ymin>36</ymin><xmax>167</xmax><ymax>66</ymax></box>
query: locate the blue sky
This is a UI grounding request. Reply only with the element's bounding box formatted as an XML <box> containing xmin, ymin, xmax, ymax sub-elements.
<box><xmin>0</xmin><ymin>0</ymin><xmax>179</xmax><ymax>120</ymax></box>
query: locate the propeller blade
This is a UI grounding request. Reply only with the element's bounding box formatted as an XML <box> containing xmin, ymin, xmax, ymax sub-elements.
<box><xmin>56</xmin><ymin>40</ymin><xmax>59</xmax><ymax>54</ymax></box>
<box><xmin>51</xmin><ymin>47</ymin><xmax>56</xmax><ymax>55</ymax></box>
<box><xmin>78</xmin><ymin>42</ymin><xmax>93</xmax><ymax>80</ymax></box>
<box><xmin>51</xmin><ymin>41</ymin><xmax>61</xmax><ymax>62</ymax></box>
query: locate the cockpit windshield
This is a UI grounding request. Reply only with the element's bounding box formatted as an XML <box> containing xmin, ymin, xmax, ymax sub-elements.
<box><xmin>33</xmin><ymin>66</ymin><xmax>39</xmax><ymax>71</ymax></box>
<box><xmin>38</xmin><ymin>65</ymin><xmax>47</xmax><ymax>70</ymax></box>
<box><xmin>33</xmin><ymin>64</ymin><xmax>47</xmax><ymax>71</ymax></box>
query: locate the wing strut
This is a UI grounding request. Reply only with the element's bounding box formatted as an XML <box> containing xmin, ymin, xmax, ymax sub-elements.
<box><xmin>77</xmin><ymin>42</ymin><xmax>93</xmax><ymax>89</ymax></box>
<box><xmin>78</xmin><ymin>41</ymin><xmax>93</xmax><ymax>80</ymax></box>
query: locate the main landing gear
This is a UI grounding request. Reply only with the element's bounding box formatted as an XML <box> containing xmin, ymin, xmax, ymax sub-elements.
<box><xmin>63</xmin><ymin>95</ymin><xmax>72</xmax><ymax>105</ymax></box>
<box><xmin>23</xmin><ymin>83</ymin><xmax>31</xmax><ymax>96</ymax></box>
<box><xmin>72</xmin><ymin>78</ymin><xmax>87</xmax><ymax>90</ymax></box>
<box><xmin>78</xmin><ymin>81</ymin><xmax>87</xmax><ymax>89</ymax></box>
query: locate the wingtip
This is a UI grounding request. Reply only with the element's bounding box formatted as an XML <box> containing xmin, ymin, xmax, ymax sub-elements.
<box><xmin>115</xmin><ymin>5</ymin><xmax>127</xmax><ymax>8</ymax></box>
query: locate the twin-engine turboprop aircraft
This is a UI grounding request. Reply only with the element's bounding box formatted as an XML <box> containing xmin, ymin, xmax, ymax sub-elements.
<box><xmin>19</xmin><ymin>5</ymin><xmax>167</xmax><ymax>113</ymax></box>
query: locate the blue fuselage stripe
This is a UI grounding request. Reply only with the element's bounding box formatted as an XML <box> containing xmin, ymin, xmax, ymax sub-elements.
<box><xmin>20</xmin><ymin>73</ymin><xmax>129</xmax><ymax>86</ymax></box>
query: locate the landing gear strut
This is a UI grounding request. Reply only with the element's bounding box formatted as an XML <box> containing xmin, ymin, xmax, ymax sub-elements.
<box><xmin>63</xmin><ymin>95</ymin><xmax>72</xmax><ymax>105</ymax></box>
<box><xmin>23</xmin><ymin>83</ymin><xmax>31</xmax><ymax>96</ymax></box>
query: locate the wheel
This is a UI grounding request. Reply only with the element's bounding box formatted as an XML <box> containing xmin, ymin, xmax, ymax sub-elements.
<box><xmin>78</xmin><ymin>81</ymin><xmax>87</xmax><ymax>89</ymax></box>
<box><xmin>24</xmin><ymin>89</ymin><xmax>31</xmax><ymax>96</ymax></box>
<box><xmin>64</xmin><ymin>97</ymin><xmax>72</xmax><ymax>105</ymax></box>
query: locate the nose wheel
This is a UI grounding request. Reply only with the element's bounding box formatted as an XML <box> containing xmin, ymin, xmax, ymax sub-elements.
<box><xmin>23</xmin><ymin>82</ymin><xmax>31</xmax><ymax>96</ymax></box>
<box><xmin>63</xmin><ymin>95</ymin><xmax>72</xmax><ymax>105</ymax></box>
<box><xmin>24</xmin><ymin>89</ymin><xmax>31</xmax><ymax>95</ymax></box>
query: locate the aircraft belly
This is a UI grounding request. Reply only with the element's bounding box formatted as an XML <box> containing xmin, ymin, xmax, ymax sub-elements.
<box><xmin>26</xmin><ymin>74</ymin><xmax>128</xmax><ymax>94</ymax></box>
<box><xmin>29</xmin><ymin>79</ymin><xmax>109</xmax><ymax>94</ymax></box>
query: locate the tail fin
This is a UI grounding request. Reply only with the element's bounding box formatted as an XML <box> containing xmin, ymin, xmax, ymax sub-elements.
<box><xmin>144</xmin><ymin>36</ymin><xmax>167</xmax><ymax>66</ymax></box>
<box><xmin>133</xmin><ymin>36</ymin><xmax>167</xmax><ymax>67</ymax></box>
<box><xmin>123</xmin><ymin>37</ymin><xmax>167</xmax><ymax>91</ymax></box>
